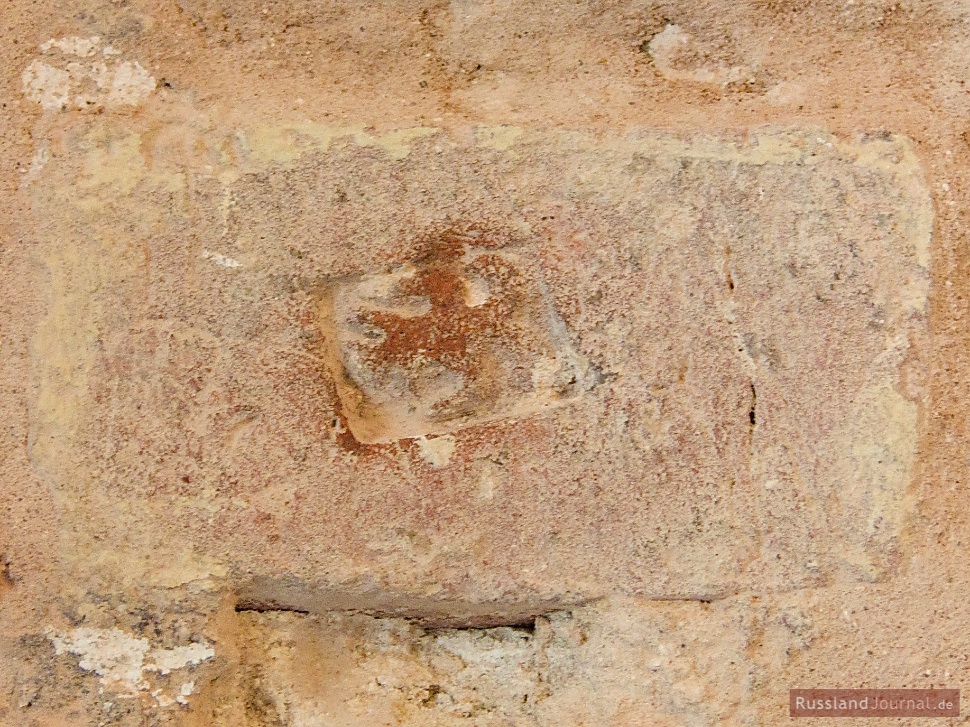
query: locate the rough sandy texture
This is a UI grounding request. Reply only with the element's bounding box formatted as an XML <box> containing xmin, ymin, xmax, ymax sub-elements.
<box><xmin>2</xmin><ymin>1</ymin><xmax>970</xmax><ymax>725</ymax></box>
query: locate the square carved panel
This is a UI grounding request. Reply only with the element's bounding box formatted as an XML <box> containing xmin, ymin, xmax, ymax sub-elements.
<box><xmin>320</xmin><ymin>238</ymin><xmax>594</xmax><ymax>443</ymax></box>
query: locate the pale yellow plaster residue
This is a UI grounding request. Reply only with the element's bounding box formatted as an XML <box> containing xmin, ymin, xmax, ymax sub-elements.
<box><xmin>238</xmin><ymin>122</ymin><xmax>439</xmax><ymax>167</ymax></box>
<box><xmin>475</xmin><ymin>124</ymin><xmax>525</xmax><ymax>151</ymax></box>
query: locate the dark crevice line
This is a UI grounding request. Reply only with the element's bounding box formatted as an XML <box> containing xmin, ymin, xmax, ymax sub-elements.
<box><xmin>233</xmin><ymin>602</ymin><xmax>559</xmax><ymax>631</ymax></box>
<box><xmin>235</xmin><ymin>602</ymin><xmax>310</xmax><ymax>615</ymax></box>
<box><xmin>748</xmin><ymin>380</ymin><xmax>757</xmax><ymax>428</ymax></box>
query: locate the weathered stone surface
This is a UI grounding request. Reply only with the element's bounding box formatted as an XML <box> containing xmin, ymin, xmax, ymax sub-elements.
<box><xmin>23</xmin><ymin>114</ymin><xmax>929</xmax><ymax>621</ymax></box>
<box><xmin>3</xmin><ymin>1</ymin><xmax>970</xmax><ymax>725</ymax></box>
<box><xmin>320</xmin><ymin>242</ymin><xmax>595</xmax><ymax>444</ymax></box>
<box><xmin>213</xmin><ymin>599</ymin><xmax>760</xmax><ymax>726</ymax></box>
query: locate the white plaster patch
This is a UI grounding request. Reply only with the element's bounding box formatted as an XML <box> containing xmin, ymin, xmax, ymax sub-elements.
<box><xmin>107</xmin><ymin>61</ymin><xmax>156</xmax><ymax>106</ymax></box>
<box><xmin>177</xmin><ymin>680</ymin><xmax>197</xmax><ymax>705</ymax></box>
<box><xmin>202</xmin><ymin>249</ymin><xmax>243</xmax><ymax>268</ymax></box>
<box><xmin>766</xmin><ymin>81</ymin><xmax>810</xmax><ymax>107</ymax></box>
<box><xmin>46</xmin><ymin>627</ymin><xmax>150</xmax><ymax>690</ymax></box>
<box><xmin>417</xmin><ymin>435</ymin><xmax>457</xmax><ymax>467</ymax></box>
<box><xmin>26</xmin><ymin>143</ymin><xmax>50</xmax><ymax>180</ymax></box>
<box><xmin>648</xmin><ymin>24</ymin><xmax>749</xmax><ymax>85</ymax></box>
<box><xmin>40</xmin><ymin>36</ymin><xmax>102</xmax><ymax>57</ymax></box>
<box><xmin>45</xmin><ymin>627</ymin><xmax>214</xmax><ymax>706</ymax></box>
<box><xmin>22</xmin><ymin>37</ymin><xmax>155</xmax><ymax>111</ymax></box>
<box><xmin>146</xmin><ymin>642</ymin><xmax>217</xmax><ymax>675</ymax></box>
<box><xmin>22</xmin><ymin>62</ymin><xmax>70</xmax><ymax>111</ymax></box>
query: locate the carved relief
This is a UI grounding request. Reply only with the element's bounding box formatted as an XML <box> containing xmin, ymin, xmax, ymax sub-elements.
<box><xmin>319</xmin><ymin>233</ymin><xmax>594</xmax><ymax>443</ymax></box>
